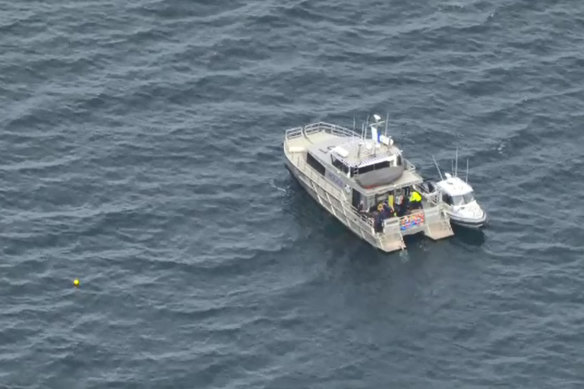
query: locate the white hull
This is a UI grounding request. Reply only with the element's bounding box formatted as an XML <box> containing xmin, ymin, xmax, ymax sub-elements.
<box><xmin>447</xmin><ymin>211</ymin><xmax>487</xmax><ymax>229</ymax></box>
<box><xmin>433</xmin><ymin>173</ymin><xmax>487</xmax><ymax>230</ymax></box>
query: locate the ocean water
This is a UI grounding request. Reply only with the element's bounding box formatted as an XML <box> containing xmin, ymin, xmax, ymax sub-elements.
<box><xmin>1</xmin><ymin>0</ymin><xmax>584</xmax><ymax>387</ymax></box>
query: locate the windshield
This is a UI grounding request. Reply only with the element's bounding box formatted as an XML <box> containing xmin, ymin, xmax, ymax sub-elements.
<box><xmin>451</xmin><ymin>192</ymin><xmax>475</xmax><ymax>206</ymax></box>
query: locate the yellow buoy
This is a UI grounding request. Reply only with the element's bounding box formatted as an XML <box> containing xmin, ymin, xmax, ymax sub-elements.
<box><xmin>73</xmin><ymin>279</ymin><xmax>80</xmax><ymax>287</ymax></box>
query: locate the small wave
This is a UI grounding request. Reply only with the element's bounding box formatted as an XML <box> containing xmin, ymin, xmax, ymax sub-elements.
<box><xmin>269</xmin><ymin>179</ymin><xmax>287</xmax><ymax>193</ymax></box>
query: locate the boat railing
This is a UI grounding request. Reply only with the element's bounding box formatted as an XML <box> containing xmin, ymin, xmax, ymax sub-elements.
<box><xmin>284</xmin><ymin>126</ymin><xmax>304</xmax><ymax>141</ymax></box>
<box><xmin>404</xmin><ymin>159</ymin><xmax>416</xmax><ymax>172</ymax></box>
<box><xmin>412</xmin><ymin>183</ymin><xmax>442</xmax><ymax>206</ymax></box>
<box><xmin>305</xmin><ymin>122</ymin><xmax>360</xmax><ymax>138</ymax></box>
<box><xmin>285</xmin><ymin>122</ymin><xmax>360</xmax><ymax>141</ymax></box>
<box><xmin>424</xmin><ymin>191</ymin><xmax>441</xmax><ymax>206</ymax></box>
<box><xmin>292</xmin><ymin>154</ymin><xmax>374</xmax><ymax>229</ymax></box>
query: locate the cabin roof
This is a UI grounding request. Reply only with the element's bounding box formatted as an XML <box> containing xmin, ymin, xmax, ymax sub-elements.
<box><xmin>306</xmin><ymin>136</ymin><xmax>422</xmax><ymax>193</ymax></box>
<box><xmin>436</xmin><ymin>175</ymin><xmax>473</xmax><ymax>196</ymax></box>
<box><xmin>362</xmin><ymin>169</ymin><xmax>423</xmax><ymax>193</ymax></box>
<box><xmin>307</xmin><ymin>137</ymin><xmax>401</xmax><ymax>168</ymax></box>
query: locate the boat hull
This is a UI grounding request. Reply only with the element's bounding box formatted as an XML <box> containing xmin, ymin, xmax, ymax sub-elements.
<box><xmin>447</xmin><ymin>212</ymin><xmax>487</xmax><ymax>229</ymax></box>
<box><xmin>284</xmin><ymin>159</ymin><xmax>383</xmax><ymax>250</ymax></box>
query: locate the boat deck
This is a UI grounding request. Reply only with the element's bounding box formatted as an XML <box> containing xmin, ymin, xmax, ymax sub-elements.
<box><xmin>285</xmin><ymin>127</ymin><xmax>336</xmax><ymax>151</ymax></box>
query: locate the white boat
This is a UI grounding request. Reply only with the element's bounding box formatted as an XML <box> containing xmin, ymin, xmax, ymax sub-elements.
<box><xmin>426</xmin><ymin>153</ymin><xmax>487</xmax><ymax>229</ymax></box>
<box><xmin>283</xmin><ymin>115</ymin><xmax>454</xmax><ymax>253</ymax></box>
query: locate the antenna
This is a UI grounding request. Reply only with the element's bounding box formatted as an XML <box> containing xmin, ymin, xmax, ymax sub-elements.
<box><xmin>451</xmin><ymin>159</ymin><xmax>454</xmax><ymax>175</ymax></box>
<box><xmin>353</xmin><ymin>115</ymin><xmax>356</xmax><ymax>131</ymax></box>
<box><xmin>385</xmin><ymin>112</ymin><xmax>389</xmax><ymax>137</ymax></box>
<box><xmin>367</xmin><ymin>115</ymin><xmax>371</xmax><ymax>141</ymax></box>
<box><xmin>432</xmin><ymin>156</ymin><xmax>444</xmax><ymax>181</ymax></box>
<box><xmin>455</xmin><ymin>147</ymin><xmax>459</xmax><ymax>177</ymax></box>
<box><xmin>466</xmin><ymin>159</ymin><xmax>469</xmax><ymax>183</ymax></box>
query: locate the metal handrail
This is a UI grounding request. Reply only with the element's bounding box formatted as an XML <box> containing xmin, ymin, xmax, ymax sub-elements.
<box><xmin>404</xmin><ymin>159</ymin><xmax>416</xmax><ymax>171</ymax></box>
<box><xmin>285</xmin><ymin>122</ymin><xmax>360</xmax><ymax>141</ymax></box>
<box><xmin>285</xmin><ymin>127</ymin><xmax>304</xmax><ymax>140</ymax></box>
<box><xmin>412</xmin><ymin>183</ymin><xmax>441</xmax><ymax>207</ymax></box>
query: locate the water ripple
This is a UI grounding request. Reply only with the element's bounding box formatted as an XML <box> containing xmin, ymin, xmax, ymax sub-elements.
<box><xmin>2</xmin><ymin>0</ymin><xmax>584</xmax><ymax>387</ymax></box>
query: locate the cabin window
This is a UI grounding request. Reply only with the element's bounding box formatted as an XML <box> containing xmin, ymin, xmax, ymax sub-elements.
<box><xmin>356</xmin><ymin>161</ymin><xmax>391</xmax><ymax>175</ymax></box>
<box><xmin>352</xmin><ymin>190</ymin><xmax>363</xmax><ymax>209</ymax></box>
<box><xmin>451</xmin><ymin>192</ymin><xmax>475</xmax><ymax>206</ymax></box>
<box><xmin>331</xmin><ymin>157</ymin><xmax>349</xmax><ymax>174</ymax></box>
<box><xmin>442</xmin><ymin>193</ymin><xmax>453</xmax><ymax>205</ymax></box>
<box><xmin>397</xmin><ymin>156</ymin><xmax>402</xmax><ymax>166</ymax></box>
<box><xmin>306</xmin><ymin>153</ymin><xmax>326</xmax><ymax>176</ymax></box>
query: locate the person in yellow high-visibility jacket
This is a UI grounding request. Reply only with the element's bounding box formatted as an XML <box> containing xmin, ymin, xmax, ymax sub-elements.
<box><xmin>409</xmin><ymin>190</ymin><xmax>422</xmax><ymax>209</ymax></box>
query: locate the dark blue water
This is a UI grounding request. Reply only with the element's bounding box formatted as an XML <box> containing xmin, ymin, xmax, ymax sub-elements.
<box><xmin>2</xmin><ymin>0</ymin><xmax>584</xmax><ymax>387</ymax></box>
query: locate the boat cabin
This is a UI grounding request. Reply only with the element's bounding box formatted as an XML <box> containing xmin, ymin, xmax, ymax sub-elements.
<box><xmin>304</xmin><ymin>134</ymin><xmax>423</xmax><ymax>216</ymax></box>
<box><xmin>436</xmin><ymin>174</ymin><xmax>476</xmax><ymax>206</ymax></box>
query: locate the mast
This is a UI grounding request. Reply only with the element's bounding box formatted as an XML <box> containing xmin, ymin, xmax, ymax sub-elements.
<box><xmin>365</xmin><ymin>115</ymin><xmax>370</xmax><ymax>139</ymax></box>
<box><xmin>466</xmin><ymin>159</ymin><xmax>469</xmax><ymax>183</ymax></box>
<box><xmin>432</xmin><ymin>156</ymin><xmax>444</xmax><ymax>181</ymax></box>
<box><xmin>455</xmin><ymin>147</ymin><xmax>459</xmax><ymax>177</ymax></box>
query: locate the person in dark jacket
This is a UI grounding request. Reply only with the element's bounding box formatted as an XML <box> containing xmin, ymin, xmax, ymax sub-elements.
<box><xmin>381</xmin><ymin>203</ymin><xmax>395</xmax><ymax>219</ymax></box>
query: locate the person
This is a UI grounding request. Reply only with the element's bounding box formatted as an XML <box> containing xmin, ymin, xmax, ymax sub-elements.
<box><xmin>409</xmin><ymin>190</ymin><xmax>422</xmax><ymax>209</ymax></box>
<box><xmin>381</xmin><ymin>203</ymin><xmax>395</xmax><ymax>219</ymax></box>
<box><xmin>357</xmin><ymin>201</ymin><xmax>366</xmax><ymax>214</ymax></box>
<box><xmin>374</xmin><ymin>202</ymin><xmax>394</xmax><ymax>232</ymax></box>
<box><xmin>374</xmin><ymin>212</ymin><xmax>384</xmax><ymax>232</ymax></box>
<box><xmin>394</xmin><ymin>193</ymin><xmax>405</xmax><ymax>216</ymax></box>
<box><xmin>387</xmin><ymin>193</ymin><xmax>395</xmax><ymax>209</ymax></box>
